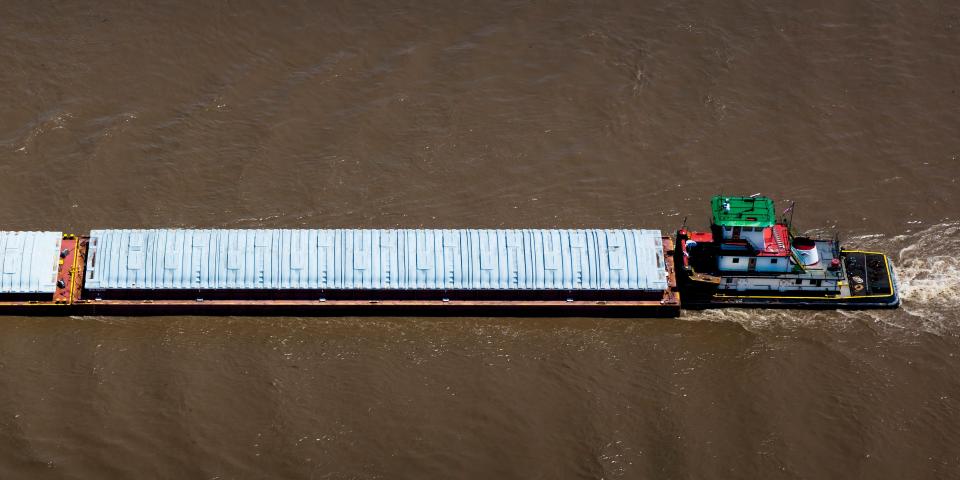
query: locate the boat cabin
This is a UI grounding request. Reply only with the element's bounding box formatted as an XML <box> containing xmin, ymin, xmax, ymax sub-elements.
<box><xmin>711</xmin><ymin>197</ymin><xmax>792</xmax><ymax>273</ymax></box>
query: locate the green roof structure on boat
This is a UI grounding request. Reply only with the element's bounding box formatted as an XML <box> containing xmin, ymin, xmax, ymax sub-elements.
<box><xmin>711</xmin><ymin>196</ymin><xmax>777</xmax><ymax>228</ymax></box>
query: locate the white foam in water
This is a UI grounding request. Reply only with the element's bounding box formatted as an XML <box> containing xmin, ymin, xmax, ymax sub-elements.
<box><xmin>889</xmin><ymin>223</ymin><xmax>960</xmax><ymax>318</ymax></box>
<box><xmin>681</xmin><ymin>308</ymin><xmax>853</xmax><ymax>334</ymax></box>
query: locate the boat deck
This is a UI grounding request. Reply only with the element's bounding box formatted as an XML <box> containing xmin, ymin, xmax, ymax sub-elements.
<box><xmin>842</xmin><ymin>250</ymin><xmax>894</xmax><ymax>297</ymax></box>
<box><xmin>699</xmin><ymin>250</ymin><xmax>899</xmax><ymax>309</ymax></box>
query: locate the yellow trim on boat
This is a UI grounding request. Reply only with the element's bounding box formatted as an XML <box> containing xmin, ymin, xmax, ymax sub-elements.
<box><xmin>842</xmin><ymin>249</ymin><xmax>888</xmax><ymax>256</ymax></box>
<box><xmin>68</xmin><ymin>235</ymin><xmax>80</xmax><ymax>303</ymax></box>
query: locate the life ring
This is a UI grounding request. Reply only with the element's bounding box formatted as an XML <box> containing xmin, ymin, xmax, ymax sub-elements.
<box><xmin>853</xmin><ymin>283</ymin><xmax>865</xmax><ymax>292</ymax></box>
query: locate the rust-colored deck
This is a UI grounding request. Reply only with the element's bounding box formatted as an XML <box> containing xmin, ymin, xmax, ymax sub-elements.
<box><xmin>0</xmin><ymin>236</ymin><xmax>681</xmax><ymax>317</ymax></box>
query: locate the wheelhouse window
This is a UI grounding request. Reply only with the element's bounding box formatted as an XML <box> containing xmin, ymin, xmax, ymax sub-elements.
<box><xmin>770</xmin><ymin>258</ymin><xmax>778</xmax><ymax>264</ymax></box>
<box><xmin>732</xmin><ymin>258</ymin><xmax>740</xmax><ymax>264</ymax></box>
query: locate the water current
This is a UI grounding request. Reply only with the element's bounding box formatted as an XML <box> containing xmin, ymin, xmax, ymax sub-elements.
<box><xmin>1</xmin><ymin>1</ymin><xmax>958</xmax><ymax>478</ymax></box>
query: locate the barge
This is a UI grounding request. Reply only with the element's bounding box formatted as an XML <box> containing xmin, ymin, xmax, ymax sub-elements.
<box><xmin>0</xmin><ymin>228</ymin><xmax>680</xmax><ymax>316</ymax></box>
<box><xmin>0</xmin><ymin>196</ymin><xmax>899</xmax><ymax>316</ymax></box>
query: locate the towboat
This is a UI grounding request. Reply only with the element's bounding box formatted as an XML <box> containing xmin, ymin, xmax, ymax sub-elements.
<box><xmin>675</xmin><ymin>195</ymin><xmax>900</xmax><ymax>309</ymax></box>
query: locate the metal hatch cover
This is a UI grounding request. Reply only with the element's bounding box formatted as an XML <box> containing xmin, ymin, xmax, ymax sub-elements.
<box><xmin>83</xmin><ymin>228</ymin><xmax>669</xmax><ymax>292</ymax></box>
<box><xmin>0</xmin><ymin>231</ymin><xmax>63</xmax><ymax>294</ymax></box>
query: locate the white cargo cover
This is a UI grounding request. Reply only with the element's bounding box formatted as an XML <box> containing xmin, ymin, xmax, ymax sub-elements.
<box><xmin>83</xmin><ymin>229</ymin><xmax>668</xmax><ymax>292</ymax></box>
<box><xmin>0</xmin><ymin>231</ymin><xmax>62</xmax><ymax>294</ymax></box>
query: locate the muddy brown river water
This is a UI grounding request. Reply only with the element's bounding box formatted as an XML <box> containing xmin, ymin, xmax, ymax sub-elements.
<box><xmin>1</xmin><ymin>1</ymin><xmax>959</xmax><ymax>478</ymax></box>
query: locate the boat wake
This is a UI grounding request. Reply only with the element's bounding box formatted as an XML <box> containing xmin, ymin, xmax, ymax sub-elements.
<box><xmin>887</xmin><ymin>222</ymin><xmax>960</xmax><ymax>322</ymax></box>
